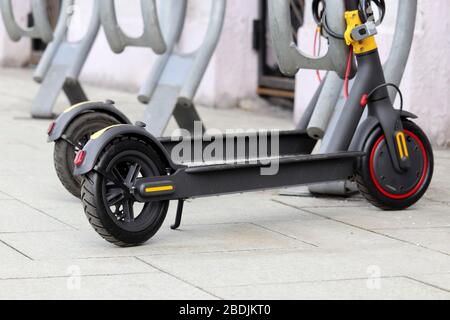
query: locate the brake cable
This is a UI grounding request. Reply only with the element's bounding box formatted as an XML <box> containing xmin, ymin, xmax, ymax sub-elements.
<box><xmin>365</xmin><ymin>83</ymin><xmax>404</xmax><ymax>111</ymax></box>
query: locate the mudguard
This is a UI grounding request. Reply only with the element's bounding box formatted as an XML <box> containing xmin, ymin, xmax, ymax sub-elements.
<box><xmin>73</xmin><ymin>124</ymin><xmax>180</xmax><ymax>176</ymax></box>
<box><xmin>349</xmin><ymin>110</ymin><xmax>418</xmax><ymax>152</ymax></box>
<box><xmin>47</xmin><ymin>101</ymin><xmax>132</xmax><ymax>142</ymax></box>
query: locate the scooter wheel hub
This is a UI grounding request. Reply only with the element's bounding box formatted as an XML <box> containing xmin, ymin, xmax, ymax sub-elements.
<box><xmin>370</xmin><ymin>130</ymin><xmax>428</xmax><ymax>200</ymax></box>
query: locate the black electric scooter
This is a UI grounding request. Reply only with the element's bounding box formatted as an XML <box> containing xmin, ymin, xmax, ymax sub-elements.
<box><xmin>73</xmin><ymin>0</ymin><xmax>433</xmax><ymax>247</ymax></box>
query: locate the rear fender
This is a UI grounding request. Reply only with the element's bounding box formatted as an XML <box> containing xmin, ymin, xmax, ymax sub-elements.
<box><xmin>47</xmin><ymin>101</ymin><xmax>131</xmax><ymax>142</ymax></box>
<box><xmin>73</xmin><ymin>124</ymin><xmax>180</xmax><ymax>176</ymax></box>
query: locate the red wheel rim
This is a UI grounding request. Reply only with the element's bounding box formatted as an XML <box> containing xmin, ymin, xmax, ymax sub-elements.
<box><xmin>369</xmin><ymin>130</ymin><xmax>428</xmax><ymax>200</ymax></box>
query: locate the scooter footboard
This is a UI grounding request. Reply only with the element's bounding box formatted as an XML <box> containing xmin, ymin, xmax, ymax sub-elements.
<box><xmin>133</xmin><ymin>151</ymin><xmax>365</xmax><ymax>202</ymax></box>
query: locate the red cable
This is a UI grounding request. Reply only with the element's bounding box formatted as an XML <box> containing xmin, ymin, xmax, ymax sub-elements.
<box><xmin>344</xmin><ymin>46</ymin><xmax>353</xmax><ymax>99</ymax></box>
<box><xmin>313</xmin><ymin>27</ymin><xmax>322</xmax><ymax>82</ymax></box>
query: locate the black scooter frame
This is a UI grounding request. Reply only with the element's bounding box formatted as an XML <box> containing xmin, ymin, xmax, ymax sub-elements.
<box><xmin>74</xmin><ymin>0</ymin><xmax>420</xmax><ymax>227</ymax></box>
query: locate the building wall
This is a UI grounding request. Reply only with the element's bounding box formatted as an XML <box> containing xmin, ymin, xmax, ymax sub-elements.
<box><xmin>67</xmin><ymin>0</ymin><xmax>258</xmax><ymax>109</ymax></box>
<box><xmin>0</xmin><ymin>1</ymin><xmax>31</xmax><ymax>67</ymax></box>
<box><xmin>0</xmin><ymin>0</ymin><xmax>448</xmax><ymax>146</ymax></box>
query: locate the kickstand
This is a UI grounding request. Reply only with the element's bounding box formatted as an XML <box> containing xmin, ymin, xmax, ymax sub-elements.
<box><xmin>171</xmin><ymin>200</ymin><xmax>185</xmax><ymax>230</ymax></box>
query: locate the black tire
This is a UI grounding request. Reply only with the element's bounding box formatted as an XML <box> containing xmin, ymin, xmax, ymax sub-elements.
<box><xmin>356</xmin><ymin>120</ymin><xmax>434</xmax><ymax>210</ymax></box>
<box><xmin>54</xmin><ymin>113</ymin><xmax>121</xmax><ymax>199</ymax></box>
<box><xmin>81</xmin><ymin>137</ymin><xmax>169</xmax><ymax>247</ymax></box>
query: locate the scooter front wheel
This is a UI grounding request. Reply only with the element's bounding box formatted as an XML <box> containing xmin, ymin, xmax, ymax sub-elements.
<box><xmin>356</xmin><ymin>120</ymin><xmax>434</xmax><ymax>210</ymax></box>
<box><xmin>81</xmin><ymin>137</ymin><xmax>169</xmax><ymax>247</ymax></box>
<box><xmin>54</xmin><ymin>112</ymin><xmax>121</xmax><ymax>199</ymax></box>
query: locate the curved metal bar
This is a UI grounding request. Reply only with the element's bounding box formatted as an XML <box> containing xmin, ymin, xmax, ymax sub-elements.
<box><xmin>384</xmin><ymin>0</ymin><xmax>417</xmax><ymax>101</ymax></box>
<box><xmin>136</xmin><ymin>0</ymin><xmax>226</xmax><ymax>136</ymax></box>
<box><xmin>30</xmin><ymin>1</ymin><xmax>102</xmax><ymax>118</ymax></box>
<box><xmin>100</xmin><ymin>0</ymin><xmax>166</xmax><ymax>54</ymax></box>
<box><xmin>34</xmin><ymin>0</ymin><xmax>74</xmax><ymax>82</ymax></box>
<box><xmin>306</xmin><ymin>72</ymin><xmax>343</xmax><ymax>140</ymax></box>
<box><xmin>34</xmin><ymin>0</ymin><xmax>101</xmax><ymax>83</ymax></box>
<box><xmin>0</xmin><ymin>0</ymin><xmax>53</xmax><ymax>43</ymax></box>
<box><xmin>179</xmin><ymin>0</ymin><xmax>226</xmax><ymax>100</ymax></box>
<box><xmin>139</xmin><ymin>0</ymin><xmax>226</xmax><ymax>102</ymax></box>
<box><xmin>138</xmin><ymin>0</ymin><xmax>188</xmax><ymax>102</ymax></box>
<box><xmin>268</xmin><ymin>0</ymin><xmax>352</xmax><ymax>78</ymax></box>
<box><xmin>66</xmin><ymin>0</ymin><xmax>101</xmax><ymax>81</ymax></box>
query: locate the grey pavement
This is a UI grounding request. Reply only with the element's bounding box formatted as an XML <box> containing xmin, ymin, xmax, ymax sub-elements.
<box><xmin>0</xmin><ymin>67</ymin><xmax>449</xmax><ymax>300</ymax></box>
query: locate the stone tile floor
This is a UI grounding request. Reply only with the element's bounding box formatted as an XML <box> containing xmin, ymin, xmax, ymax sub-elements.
<box><xmin>0</xmin><ymin>68</ymin><xmax>449</xmax><ymax>300</ymax></box>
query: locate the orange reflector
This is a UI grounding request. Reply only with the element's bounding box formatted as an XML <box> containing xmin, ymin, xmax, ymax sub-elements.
<box><xmin>145</xmin><ymin>186</ymin><xmax>174</xmax><ymax>193</ymax></box>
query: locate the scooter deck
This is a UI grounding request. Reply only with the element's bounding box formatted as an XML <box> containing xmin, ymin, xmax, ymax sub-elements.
<box><xmin>159</xmin><ymin>129</ymin><xmax>318</xmax><ymax>164</ymax></box>
<box><xmin>133</xmin><ymin>150</ymin><xmax>365</xmax><ymax>202</ymax></box>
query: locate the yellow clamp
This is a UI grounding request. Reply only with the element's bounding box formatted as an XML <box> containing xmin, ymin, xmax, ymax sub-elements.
<box><xmin>396</xmin><ymin>132</ymin><xmax>409</xmax><ymax>160</ymax></box>
<box><xmin>344</xmin><ymin>10</ymin><xmax>377</xmax><ymax>54</ymax></box>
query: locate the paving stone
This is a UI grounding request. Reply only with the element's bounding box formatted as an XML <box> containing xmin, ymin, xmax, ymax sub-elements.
<box><xmin>0</xmin><ymin>191</ymin><xmax>13</xmax><ymax>200</ymax></box>
<box><xmin>138</xmin><ymin>245</ymin><xmax>450</xmax><ymax>288</ymax></box>
<box><xmin>0</xmin><ymin>273</ymin><xmax>216</xmax><ymax>300</ymax></box>
<box><xmin>0</xmin><ymin>223</ymin><xmax>309</xmax><ymax>260</ymax></box>
<box><xmin>0</xmin><ymin>200</ymin><xmax>73</xmax><ymax>233</ymax></box>
<box><xmin>255</xmin><ymin>218</ymin><xmax>401</xmax><ymax>251</ymax></box>
<box><xmin>0</xmin><ymin>241</ymin><xmax>31</xmax><ymax>264</ymax></box>
<box><xmin>274</xmin><ymin>191</ymin><xmax>370</xmax><ymax>209</ymax></box>
<box><xmin>375</xmin><ymin>227</ymin><xmax>450</xmax><ymax>255</ymax></box>
<box><xmin>208</xmin><ymin>277</ymin><xmax>450</xmax><ymax>300</ymax></box>
<box><xmin>173</xmin><ymin>192</ymin><xmax>314</xmax><ymax>226</ymax></box>
<box><xmin>279</xmin><ymin>201</ymin><xmax>450</xmax><ymax>230</ymax></box>
<box><xmin>0</xmin><ymin>174</ymin><xmax>83</xmax><ymax>211</ymax></box>
<box><xmin>426</xmin><ymin>154</ymin><xmax>450</xmax><ymax>205</ymax></box>
<box><xmin>0</xmin><ymin>256</ymin><xmax>157</xmax><ymax>280</ymax></box>
<box><xmin>412</xmin><ymin>273</ymin><xmax>450</xmax><ymax>292</ymax></box>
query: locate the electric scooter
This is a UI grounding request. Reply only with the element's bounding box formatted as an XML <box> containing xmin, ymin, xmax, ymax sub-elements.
<box><xmin>47</xmin><ymin>0</ymin><xmax>226</xmax><ymax>199</ymax></box>
<box><xmin>74</xmin><ymin>0</ymin><xmax>433</xmax><ymax>247</ymax></box>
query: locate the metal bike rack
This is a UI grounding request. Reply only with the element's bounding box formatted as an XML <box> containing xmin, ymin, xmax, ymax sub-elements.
<box><xmin>99</xmin><ymin>0</ymin><xmax>166</xmax><ymax>55</ymax></box>
<box><xmin>139</xmin><ymin>0</ymin><xmax>226</xmax><ymax>137</ymax></box>
<box><xmin>1</xmin><ymin>0</ymin><xmax>101</xmax><ymax>118</ymax></box>
<box><xmin>269</xmin><ymin>0</ymin><xmax>354</xmax><ymax>79</ymax></box>
<box><xmin>308</xmin><ymin>0</ymin><xmax>418</xmax><ymax>196</ymax></box>
<box><xmin>30</xmin><ymin>0</ymin><xmax>101</xmax><ymax>118</ymax></box>
<box><xmin>269</xmin><ymin>0</ymin><xmax>417</xmax><ymax>196</ymax></box>
<box><xmin>101</xmin><ymin>0</ymin><xmax>226</xmax><ymax>137</ymax></box>
<box><xmin>0</xmin><ymin>0</ymin><xmax>53</xmax><ymax>43</ymax></box>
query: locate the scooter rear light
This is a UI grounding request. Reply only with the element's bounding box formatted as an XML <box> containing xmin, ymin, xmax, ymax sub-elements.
<box><xmin>74</xmin><ymin>150</ymin><xmax>86</xmax><ymax>167</ymax></box>
<box><xmin>47</xmin><ymin>121</ymin><xmax>56</xmax><ymax>135</ymax></box>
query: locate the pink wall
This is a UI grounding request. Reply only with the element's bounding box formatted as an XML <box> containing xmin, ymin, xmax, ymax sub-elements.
<box><xmin>0</xmin><ymin>1</ymin><xmax>31</xmax><ymax>67</ymax></box>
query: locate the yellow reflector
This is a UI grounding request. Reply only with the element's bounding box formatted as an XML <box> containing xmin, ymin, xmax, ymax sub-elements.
<box><xmin>145</xmin><ymin>186</ymin><xmax>174</xmax><ymax>193</ymax></box>
<box><xmin>396</xmin><ymin>132</ymin><xmax>409</xmax><ymax>159</ymax></box>
<box><xmin>90</xmin><ymin>125</ymin><xmax>122</xmax><ymax>140</ymax></box>
<box><xmin>63</xmin><ymin>101</ymin><xmax>93</xmax><ymax>113</ymax></box>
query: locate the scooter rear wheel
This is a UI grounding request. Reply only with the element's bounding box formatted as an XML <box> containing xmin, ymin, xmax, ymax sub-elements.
<box><xmin>356</xmin><ymin>120</ymin><xmax>434</xmax><ymax>210</ymax></box>
<box><xmin>54</xmin><ymin>112</ymin><xmax>120</xmax><ymax>199</ymax></box>
<box><xmin>81</xmin><ymin>137</ymin><xmax>169</xmax><ymax>247</ymax></box>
